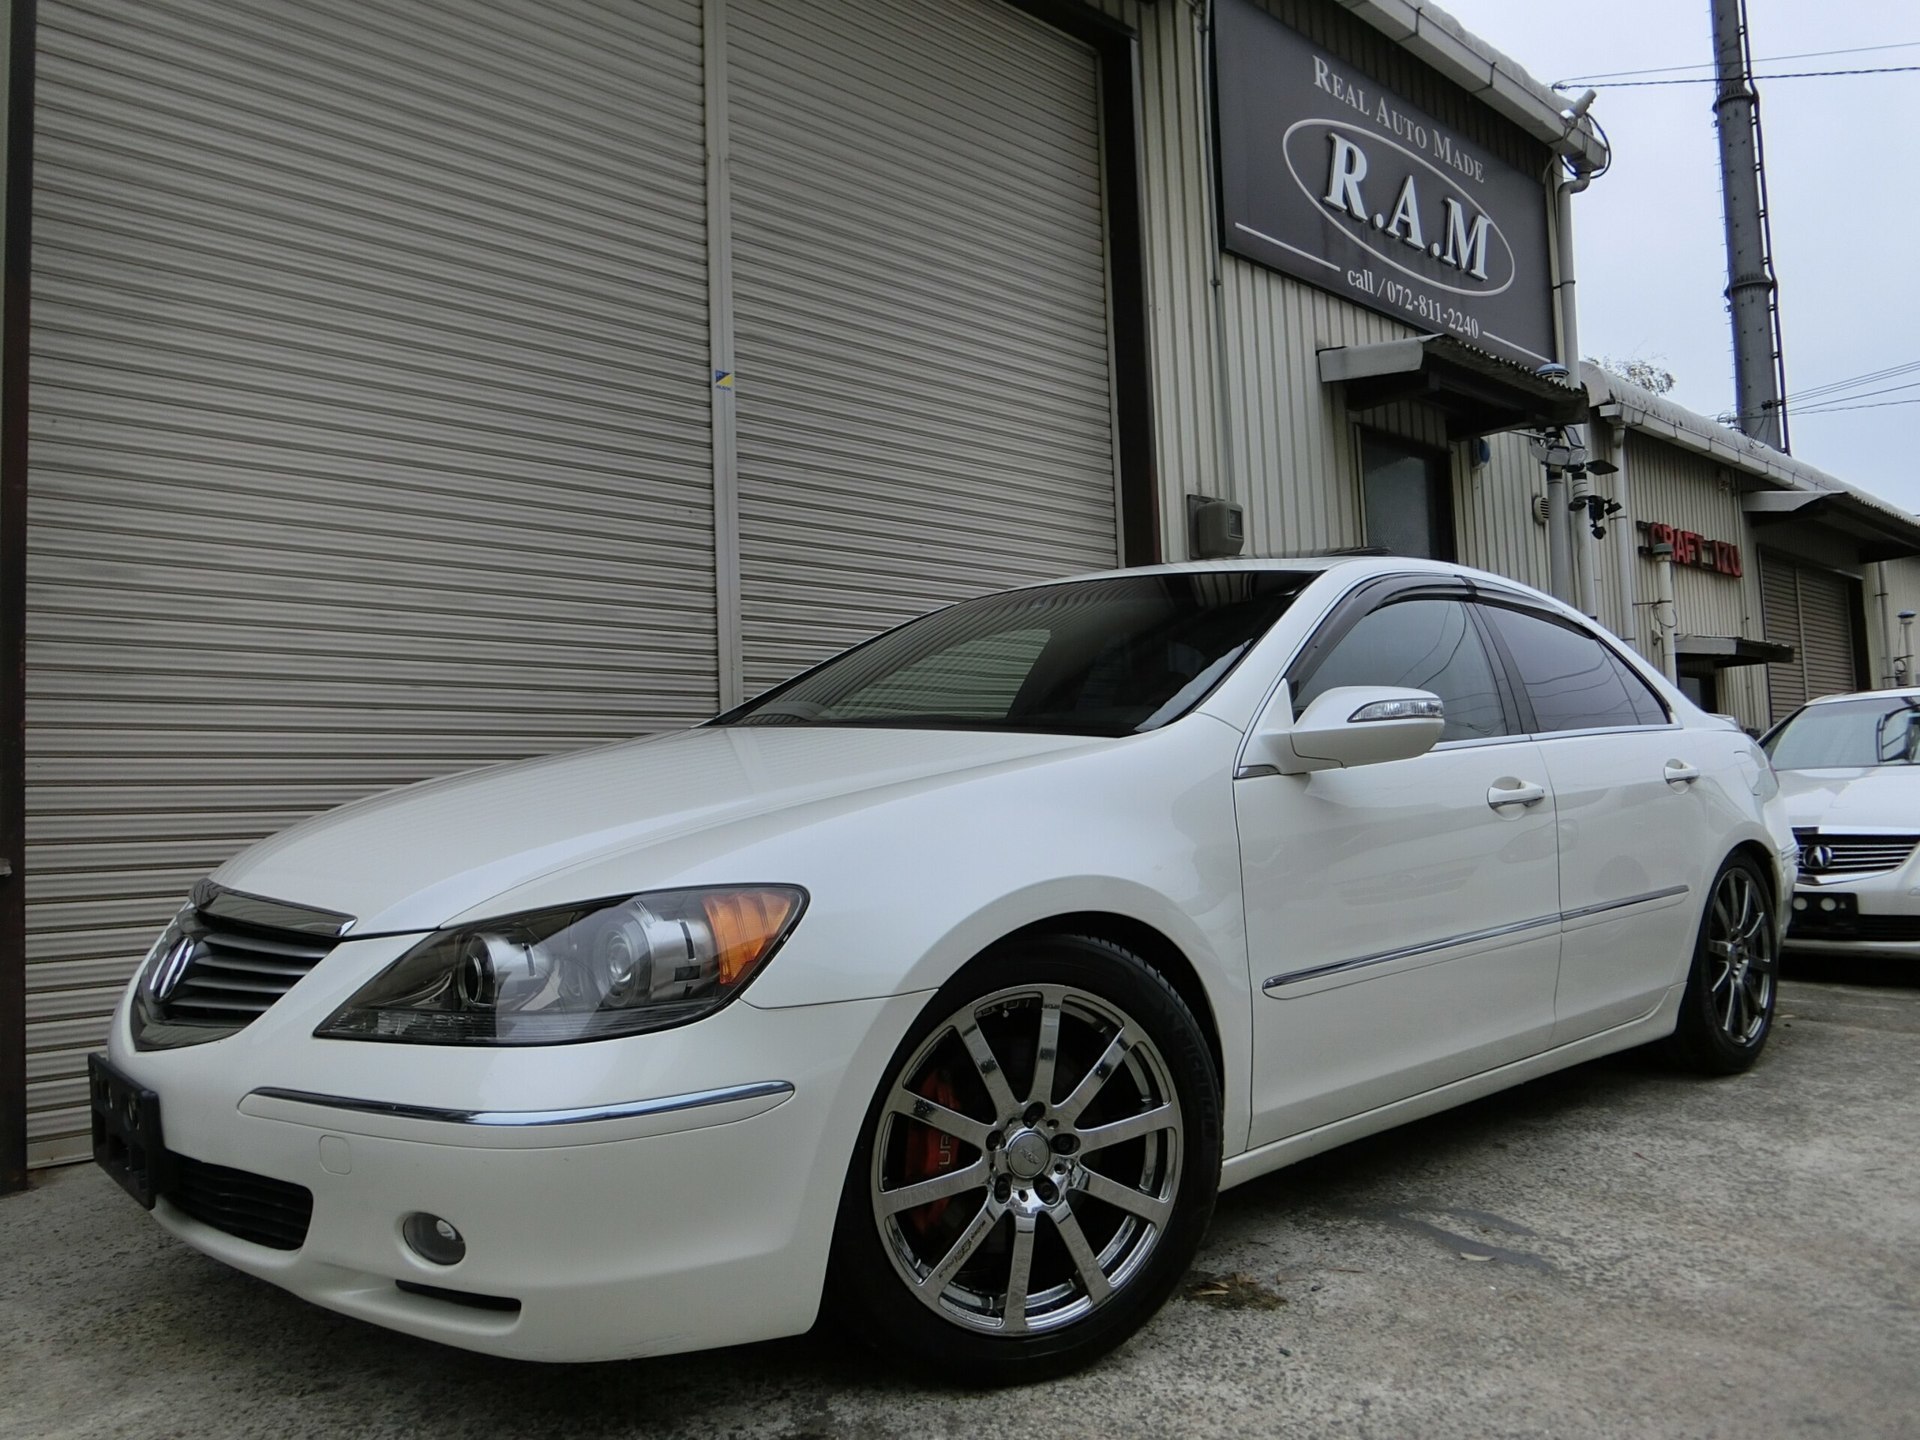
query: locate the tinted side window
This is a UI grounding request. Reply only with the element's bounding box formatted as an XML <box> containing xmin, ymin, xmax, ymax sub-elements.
<box><xmin>1294</xmin><ymin>598</ymin><xmax>1508</xmax><ymax>742</ymax></box>
<box><xmin>1483</xmin><ymin>606</ymin><xmax>1657</xmax><ymax>734</ymax></box>
<box><xmin>1606</xmin><ymin>649</ymin><xmax>1671</xmax><ymax>725</ymax></box>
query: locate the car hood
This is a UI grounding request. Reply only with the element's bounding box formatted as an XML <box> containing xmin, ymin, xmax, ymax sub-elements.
<box><xmin>1775</xmin><ymin>766</ymin><xmax>1920</xmax><ymax>832</ymax></box>
<box><xmin>214</xmin><ymin>725</ymin><xmax>1104</xmax><ymax>933</ymax></box>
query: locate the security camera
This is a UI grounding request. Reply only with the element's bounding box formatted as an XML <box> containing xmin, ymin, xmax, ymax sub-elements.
<box><xmin>1534</xmin><ymin>362</ymin><xmax>1571</xmax><ymax>380</ymax></box>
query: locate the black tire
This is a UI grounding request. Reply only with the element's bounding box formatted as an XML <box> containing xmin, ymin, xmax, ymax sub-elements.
<box><xmin>1663</xmin><ymin>853</ymin><xmax>1780</xmax><ymax>1075</ymax></box>
<box><xmin>826</xmin><ymin>934</ymin><xmax>1221</xmax><ymax>1386</ymax></box>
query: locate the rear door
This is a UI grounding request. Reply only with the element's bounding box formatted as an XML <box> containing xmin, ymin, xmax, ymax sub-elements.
<box><xmin>1477</xmin><ymin>601</ymin><xmax>1722</xmax><ymax>1042</ymax></box>
<box><xmin>1239</xmin><ymin>582</ymin><xmax>1562</xmax><ymax>1148</ymax></box>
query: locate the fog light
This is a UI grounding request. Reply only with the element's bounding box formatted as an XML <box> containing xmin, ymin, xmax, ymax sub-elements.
<box><xmin>1820</xmin><ymin>898</ymin><xmax>1838</xmax><ymax>913</ymax></box>
<box><xmin>1792</xmin><ymin>897</ymin><xmax>1808</xmax><ymax>911</ymax></box>
<box><xmin>403</xmin><ymin>1212</ymin><xmax>466</xmax><ymax>1266</ymax></box>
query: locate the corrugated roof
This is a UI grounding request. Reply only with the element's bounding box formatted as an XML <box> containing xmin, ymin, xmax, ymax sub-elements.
<box><xmin>1582</xmin><ymin>361</ymin><xmax>1920</xmax><ymax>551</ymax></box>
<box><xmin>1582</xmin><ymin>362</ymin><xmax>1917</xmax><ymax>517</ymax></box>
<box><xmin>1330</xmin><ymin>0</ymin><xmax>1610</xmax><ymax>171</ymax></box>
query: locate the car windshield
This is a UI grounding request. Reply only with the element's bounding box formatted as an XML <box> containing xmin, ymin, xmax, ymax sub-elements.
<box><xmin>1763</xmin><ymin>695</ymin><xmax>1920</xmax><ymax>769</ymax></box>
<box><xmin>717</xmin><ymin>571</ymin><xmax>1314</xmax><ymax>736</ymax></box>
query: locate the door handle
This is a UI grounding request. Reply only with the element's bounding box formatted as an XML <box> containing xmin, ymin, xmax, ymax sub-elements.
<box><xmin>1487</xmin><ymin>779</ymin><xmax>1547</xmax><ymax>810</ymax></box>
<box><xmin>1663</xmin><ymin>760</ymin><xmax>1701</xmax><ymax>786</ymax></box>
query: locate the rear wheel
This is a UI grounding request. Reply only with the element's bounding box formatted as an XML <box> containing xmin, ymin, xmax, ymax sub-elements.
<box><xmin>828</xmin><ymin>936</ymin><xmax>1220</xmax><ymax>1385</ymax></box>
<box><xmin>1664</xmin><ymin>854</ymin><xmax>1779</xmax><ymax>1074</ymax></box>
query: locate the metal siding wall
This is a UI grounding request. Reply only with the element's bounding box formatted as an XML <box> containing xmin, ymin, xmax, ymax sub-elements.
<box><xmin>1455</xmin><ymin>431</ymin><xmax>1549</xmax><ymax>595</ymax></box>
<box><xmin>1622</xmin><ymin>435</ymin><xmax>1758</xmax><ymax>645</ymax></box>
<box><xmin>1623</xmin><ymin>435</ymin><xmax>1770</xmax><ymax>730</ymax></box>
<box><xmin>1222</xmin><ymin>256</ymin><xmax>1403</xmax><ymax>554</ymax></box>
<box><xmin>1091</xmin><ymin>0</ymin><xmax>1220</xmax><ymax>555</ymax></box>
<box><xmin>24</xmin><ymin>0</ymin><xmax>715</xmax><ymax>1159</ymax></box>
<box><xmin>1873</xmin><ymin>556</ymin><xmax>1920</xmax><ymax>686</ymax></box>
<box><xmin>728</xmin><ymin>0</ymin><xmax>1117</xmax><ymax>690</ymax></box>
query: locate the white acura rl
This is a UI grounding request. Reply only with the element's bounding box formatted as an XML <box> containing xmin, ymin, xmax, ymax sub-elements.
<box><xmin>92</xmin><ymin>556</ymin><xmax>1795</xmax><ymax>1384</ymax></box>
<box><xmin>1763</xmin><ymin>687</ymin><xmax>1920</xmax><ymax>955</ymax></box>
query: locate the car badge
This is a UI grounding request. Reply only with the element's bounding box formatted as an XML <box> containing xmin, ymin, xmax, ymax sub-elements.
<box><xmin>150</xmin><ymin>934</ymin><xmax>198</xmax><ymax>1002</ymax></box>
<box><xmin>1801</xmin><ymin>844</ymin><xmax>1835</xmax><ymax>874</ymax></box>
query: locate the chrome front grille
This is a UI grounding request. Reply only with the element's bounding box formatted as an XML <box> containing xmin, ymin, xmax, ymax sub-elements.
<box><xmin>1794</xmin><ymin>830</ymin><xmax>1920</xmax><ymax>877</ymax></box>
<box><xmin>133</xmin><ymin>881</ymin><xmax>354</xmax><ymax>1050</ymax></box>
<box><xmin>159</xmin><ymin>923</ymin><xmax>336</xmax><ymax>1024</ymax></box>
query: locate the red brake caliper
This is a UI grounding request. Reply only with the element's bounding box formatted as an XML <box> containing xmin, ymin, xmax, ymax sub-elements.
<box><xmin>904</xmin><ymin>1070</ymin><xmax>964</xmax><ymax>1234</ymax></box>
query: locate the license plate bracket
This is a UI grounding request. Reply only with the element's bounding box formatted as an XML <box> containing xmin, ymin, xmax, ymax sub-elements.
<box><xmin>89</xmin><ymin>1053</ymin><xmax>173</xmax><ymax>1209</ymax></box>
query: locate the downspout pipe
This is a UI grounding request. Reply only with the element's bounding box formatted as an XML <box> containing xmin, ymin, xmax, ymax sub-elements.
<box><xmin>1597</xmin><ymin>413</ymin><xmax>1637</xmax><ymax>648</ymax></box>
<box><xmin>1874</xmin><ymin>562</ymin><xmax>1894</xmax><ymax>688</ymax></box>
<box><xmin>1651</xmin><ymin>544</ymin><xmax>1681</xmax><ymax>684</ymax></box>
<box><xmin>1554</xmin><ymin>166</ymin><xmax>1597</xmax><ymax>617</ymax></box>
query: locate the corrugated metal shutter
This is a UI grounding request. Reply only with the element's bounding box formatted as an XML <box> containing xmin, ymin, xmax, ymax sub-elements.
<box><xmin>1761</xmin><ymin>552</ymin><xmax>1861</xmax><ymax>724</ymax></box>
<box><xmin>1760</xmin><ymin>558</ymin><xmax>1806</xmax><ymax>719</ymax></box>
<box><xmin>727</xmin><ymin>0</ymin><xmax>1118</xmax><ymax>691</ymax></box>
<box><xmin>24</xmin><ymin>0</ymin><xmax>715</xmax><ymax>1161</ymax></box>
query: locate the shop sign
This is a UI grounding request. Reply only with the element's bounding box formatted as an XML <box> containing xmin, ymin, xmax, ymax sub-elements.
<box><xmin>1212</xmin><ymin>0</ymin><xmax>1557</xmax><ymax>368</ymax></box>
<box><xmin>1637</xmin><ymin>521</ymin><xmax>1743</xmax><ymax>577</ymax></box>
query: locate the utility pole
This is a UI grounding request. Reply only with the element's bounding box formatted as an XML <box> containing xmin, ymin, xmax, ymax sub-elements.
<box><xmin>1711</xmin><ymin>0</ymin><xmax>1790</xmax><ymax>451</ymax></box>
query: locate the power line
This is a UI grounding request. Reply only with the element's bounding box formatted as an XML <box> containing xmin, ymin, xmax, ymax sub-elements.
<box><xmin>1568</xmin><ymin>65</ymin><xmax>1920</xmax><ymax>88</ymax></box>
<box><xmin>1794</xmin><ymin>361</ymin><xmax>1920</xmax><ymax>404</ymax></box>
<box><xmin>1790</xmin><ymin>397</ymin><xmax>1920</xmax><ymax>417</ymax></box>
<box><xmin>1555</xmin><ymin>39</ymin><xmax>1920</xmax><ymax>86</ymax></box>
<box><xmin>1794</xmin><ymin>386</ymin><xmax>1920</xmax><ymax>417</ymax></box>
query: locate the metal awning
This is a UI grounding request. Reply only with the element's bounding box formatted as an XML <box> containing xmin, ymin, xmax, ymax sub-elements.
<box><xmin>1675</xmin><ymin>635</ymin><xmax>1795</xmax><ymax>669</ymax></box>
<box><xmin>1744</xmin><ymin>489</ymin><xmax>1920</xmax><ymax>563</ymax></box>
<box><xmin>1317</xmin><ymin>335</ymin><xmax>1588</xmax><ymax>438</ymax></box>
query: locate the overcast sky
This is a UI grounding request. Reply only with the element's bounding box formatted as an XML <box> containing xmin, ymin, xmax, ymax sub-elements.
<box><xmin>1433</xmin><ymin>0</ymin><xmax>1919</xmax><ymax>510</ymax></box>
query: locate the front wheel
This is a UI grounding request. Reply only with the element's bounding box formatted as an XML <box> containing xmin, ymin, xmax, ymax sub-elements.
<box><xmin>1664</xmin><ymin>854</ymin><xmax>1779</xmax><ymax>1075</ymax></box>
<box><xmin>827</xmin><ymin>936</ymin><xmax>1221</xmax><ymax>1385</ymax></box>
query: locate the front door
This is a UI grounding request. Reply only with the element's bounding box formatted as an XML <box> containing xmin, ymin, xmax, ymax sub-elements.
<box><xmin>1238</xmin><ymin>591</ymin><xmax>1562</xmax><ymax>1149</ymax></box>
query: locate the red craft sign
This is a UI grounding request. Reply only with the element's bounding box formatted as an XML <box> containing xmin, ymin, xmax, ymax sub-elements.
<box><xmin>1636</xmin><ymin>521</ymin><xmax>1742</xmax><ymax>578</ymax></box>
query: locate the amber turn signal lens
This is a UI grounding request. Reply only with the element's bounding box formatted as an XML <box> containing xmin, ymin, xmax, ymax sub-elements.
<box><xmin>702</xmin><ymin>888</ymin><xmax>801</xmax><ymax>985</ymax></box>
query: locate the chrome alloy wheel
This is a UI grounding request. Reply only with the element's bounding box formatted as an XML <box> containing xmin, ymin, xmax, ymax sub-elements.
<box><xmin>869</xmin><ymin>983</ymin><xmax>1183</xmax><ymax>1336</ymax></box>
<box><xmin>1706</xmin><ymin>863</ymin><xmax>1777</xmax><ymax>1046</ymax></box>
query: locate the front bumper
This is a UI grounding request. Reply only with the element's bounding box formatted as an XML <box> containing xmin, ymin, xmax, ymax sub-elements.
<box><xmin>1785</xmin><ymin>863</ymin><xmax>1920</xmax><ymax>956</ymax></box>
<box><xmin>104</xmin><ymin>943</ymin><xmax>926</xmax><ymax>1362</ymax></box>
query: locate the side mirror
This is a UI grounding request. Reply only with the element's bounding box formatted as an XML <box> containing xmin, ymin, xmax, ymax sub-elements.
<box><xmin>1244</xmin><ymin>685</ymin><xmax>1446</xmax><ymax>776</ymax></box>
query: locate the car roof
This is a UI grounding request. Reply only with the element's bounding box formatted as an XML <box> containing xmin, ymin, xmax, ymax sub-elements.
<box><xmin>1028</xmin><ymin>553</ymin><xmax>1560</xmax><ymax>597</ymax></box>
<box><xmin>1801</xmin><ymin>687</ymin><xmax>1920</xmax><ymax>706</ymax></box>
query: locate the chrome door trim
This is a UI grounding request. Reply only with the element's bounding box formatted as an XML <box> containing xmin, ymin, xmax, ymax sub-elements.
<box><xmin>1262</xmin><ymin>912</ymin><xmax>1561</xmax><ymax>990</ymax></box>
<box><xmin>1261</xmin><ymin>883</ymin><xmax>1693</xmax><ymax>992</ymax></box>
<box><xmin>245</xmin><ymin>1080</ymin><xmax>794</xmax><ymax>1127</ymax></box>
<box><xmin>1559</xmin><ymin>884</ymin><xmax>1691</xmax><ymax>923</ymax></box>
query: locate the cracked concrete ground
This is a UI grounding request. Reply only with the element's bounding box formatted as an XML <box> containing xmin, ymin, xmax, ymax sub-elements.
<box><xmin>4</xmin><ymin>962</ymin><xmax>1916</xmax><ymax>1440</ymax></box>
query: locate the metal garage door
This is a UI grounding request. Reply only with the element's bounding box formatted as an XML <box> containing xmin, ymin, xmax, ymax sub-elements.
<box><xmin>727</xmin><ymin>0</ymin><xmax>1119</xmax><ymax>691</ymax></box>
<box><xmin>23</xmin><ymin>0</ymin><xmax>716</xmax><ymax>1160</ymax></box>
<box><xmin>1761</xmin><ymin>553</ymin><xmax>1862</xmax><ymax>723</ymax></box>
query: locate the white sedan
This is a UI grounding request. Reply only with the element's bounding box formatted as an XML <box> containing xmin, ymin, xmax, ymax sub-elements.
<box><xmin>92</xmin><ymin>556</ymin><xmax>1795</xmax><ymax>1384</ymax></box>
<box><xmin>1763</xmin><ymin>687</ymin><xmax>1920</xmax><ymax>954</ymax></box>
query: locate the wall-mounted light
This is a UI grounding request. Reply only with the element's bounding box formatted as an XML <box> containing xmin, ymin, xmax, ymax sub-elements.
<box><xmin>1527</xmin><ymin>426</ymin><xmax>1586</xmax><ymax>477</ymax></box>
<box><xmin>1570</xmin><ymin>492</ymin><xmax>1624</xmax><ymax>539</ymax></box>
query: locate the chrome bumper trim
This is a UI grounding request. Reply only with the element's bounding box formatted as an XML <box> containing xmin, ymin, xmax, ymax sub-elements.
<box><xmin>246</xmin><ymin>1080</ymin><xmax>794</xmax><ymax>1128</ymax></box>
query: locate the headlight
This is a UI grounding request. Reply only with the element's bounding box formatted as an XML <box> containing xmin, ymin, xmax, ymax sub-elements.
<box><xmin>315</xmin><ymin>886</ymin><xmax>806</xmax><ymax>1046</ymax></box>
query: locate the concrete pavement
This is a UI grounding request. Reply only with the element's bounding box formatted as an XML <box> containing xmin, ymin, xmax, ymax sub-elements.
<box><xmin>4</xmin><ymin>966</ymin><xmax>1916</xmax><ymax>1439</ymax></box>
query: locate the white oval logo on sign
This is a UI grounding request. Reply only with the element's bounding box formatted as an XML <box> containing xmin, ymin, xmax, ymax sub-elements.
<box><xmin>1281</xmin><ymin>118</ymin><xmax>1518</xmax><ymax>298</ymax></box>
